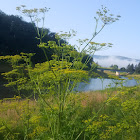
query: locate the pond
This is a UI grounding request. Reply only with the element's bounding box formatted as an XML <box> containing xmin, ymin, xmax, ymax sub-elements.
<box><xmin>75</xmin><ymin>77</ymin><xmax>139</xmax><ymax>92</ymax></box>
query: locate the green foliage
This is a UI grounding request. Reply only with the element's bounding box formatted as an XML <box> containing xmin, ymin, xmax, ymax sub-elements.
<box><xmin>135</xmin><ymin>63</ymin><xmax>140</xmax><ymax>74</ymax></box>
<box><xmin>0</xmin><ymin>86</ymin><xmax>140</xmax><ymax>140</ymax></box>
<box><xmin>83</xmin><ymin>86</ymin><xmax>140</xmax><ymax>140</ymax></box>
<box><xmin>0</xmin><ymin>4</ymin><xmax>123</xmax><ymax>140</ymax></box>
<box><xmin>110</xmin><ymin>64</ymin><xmax>118</xmax><ymax>70</ymax></box>
<box><xmin>125</xmin><ymin>62</ymin><xmax>140</xmax><ymax>74</ymax></box>
<box><xmin>120</xmin><ymin>67</ymin><xmax>126</xmax><ymax>71</ymax></box>
<box><xmin>127</xmin><ymin>64</ymin><xmax>135</xmax><ymax>73</ymax></box>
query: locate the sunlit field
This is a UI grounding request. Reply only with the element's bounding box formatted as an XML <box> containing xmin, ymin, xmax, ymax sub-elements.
<box><xmin>0</xmin><ymin>86</ymin><xmax>139</xmax><ymax>140</ymax></box>
<box><xmin>0</xmin><ymin>3</ymin><xmax>140</xmax><ymax>140</ymax></box>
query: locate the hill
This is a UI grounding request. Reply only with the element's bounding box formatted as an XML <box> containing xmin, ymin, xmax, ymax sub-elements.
<box><xmin>93</xmin><ymin>55</ymin><xmax>140</xmax><ymax>68</ymax></box>
<box><xmin>0</xmin><ymin>10</ymin><xmax>64</xmax><ymax>63</ymax></box>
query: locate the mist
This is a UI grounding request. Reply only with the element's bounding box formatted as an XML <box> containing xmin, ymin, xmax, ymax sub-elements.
<box><xmin>93</xmin><ymin>56</ymin><xmax>140</xmax><ymax>68</ymax></box>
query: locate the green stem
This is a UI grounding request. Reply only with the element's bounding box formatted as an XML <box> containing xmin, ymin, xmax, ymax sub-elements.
<box><xmin>69</xmin><ymin>24</ymin><xmax>106</xmax><ymax>70</ymax></box>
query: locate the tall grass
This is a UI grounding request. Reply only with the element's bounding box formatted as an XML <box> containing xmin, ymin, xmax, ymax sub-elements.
<box><xmin>1</xmin><ymin>5</ymin><xmax>138</xmax><ymax>140</ymax></box>
<box><xmin>0</xmin><ymin>86</ymin><xmax>140</xmax><ymax>139</ymax></box>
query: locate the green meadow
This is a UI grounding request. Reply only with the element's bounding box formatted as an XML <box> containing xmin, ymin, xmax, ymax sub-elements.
<box><xmin>0</xmin><ymin>5</ymin><xmax>139</xmax><ymax>140</ymax></box>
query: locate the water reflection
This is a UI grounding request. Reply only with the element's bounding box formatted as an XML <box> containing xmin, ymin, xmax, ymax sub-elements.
<box><xmin>75</xmin><ymin>77</ymin><xmax>138</xmax><ymax>92</ymax></box>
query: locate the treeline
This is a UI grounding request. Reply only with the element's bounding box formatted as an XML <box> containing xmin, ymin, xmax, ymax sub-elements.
<box><xmin>120</xmin><ymin>63</ymin><xmax>140</xmax><ymax>73</ymax></box>
<box><xmin>126</xmin><ymin>63</ymin><xmax>140</xmax><ymax>73</ymax></box>
<box><xmin>0</xmin><ymin>10</ymin><xmax>64</xmax><ymax>63</ymax></box>
<box><xmin>0</xmin><ymin>10</ymin><xmax>94</xmax><ymax>68</ymax></box>
<box><xmin>110</xmin><ymin>63</ymin><xmax>140</xmax><ymax>74</ymax></box>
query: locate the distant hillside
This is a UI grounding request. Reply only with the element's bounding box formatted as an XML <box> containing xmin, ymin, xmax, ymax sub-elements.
<box><xmin>93</xmin><ymin>55</ymin><xmax>140</xmax><ymax>68</ymax></box>
<box><xmin>0</xmin><ymin>10</ymin><xmax>65</xmax><ymax>63</ymax></box>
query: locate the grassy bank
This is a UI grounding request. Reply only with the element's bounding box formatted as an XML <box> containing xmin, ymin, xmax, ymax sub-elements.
<box><xmin>126</xmin><ymin>73</ymin><xmax>140</xmax><ymax>80</ymax></box>
<box><xmin>0</xmin><ymin>86</ymin><xmax>139</xmax><ymax>140</ymax></box>
<box><xmin>103</xmin><ymin>70</ymin><xmax>128</xmax><ymax>77</ymax></box>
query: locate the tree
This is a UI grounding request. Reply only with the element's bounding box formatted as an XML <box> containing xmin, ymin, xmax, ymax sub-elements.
<box><xmin>81</xmin><ymin>54</ymin><xmax>93</xmax><ymax>69</ymax></box>
<box><xmin>0</xmin><ymin>10</ymin><xmax>66</xmax><ymax>63</ymax></box>
<box><xmin>110</xmin><ymin>64</ymin><xmax>118</xmax><ymax>70</ymax></box>
<box><xmin>135</xmin><ymin>62</ymin><xmax>140</xmax><ymax>74</ymax></box>
<box><xmin>120</xmin><ymin>67</ymin><xmax>126</xmax><ymax>71</ymax></box>
<box><xmin>127</xmin><ymin>64</ymin><xmax>135</xmax><ymax>73</ymax></box>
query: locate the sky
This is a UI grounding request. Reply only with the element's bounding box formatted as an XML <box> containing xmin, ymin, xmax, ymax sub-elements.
<box><xmin>1</xmin><ymin>0</ymin><xmax>140</xmax><ymax>60</ymax></box>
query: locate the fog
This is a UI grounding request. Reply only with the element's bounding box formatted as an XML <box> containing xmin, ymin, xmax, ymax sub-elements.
<box><xmin>93</xmin><ymin>56</ymin><xmax>140</xmax><ymax>68</ymax></box>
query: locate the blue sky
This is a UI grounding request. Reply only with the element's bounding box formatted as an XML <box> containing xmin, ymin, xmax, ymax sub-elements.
<box><xmin>1</xmin><ymin>0</ymin><xmax>140</xmax><ymax>59</ymax></box>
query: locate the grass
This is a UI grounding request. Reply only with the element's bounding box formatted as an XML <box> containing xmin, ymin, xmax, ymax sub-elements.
<box><xmin>126</xmin><ymin>73</ymin><xmax>140</xmax><ymax>79</ymax></box>
<box><xmin>0</xmin><ymin>62</ymin><xmax>140</xmax><ymax>139</ymax></box>
<box><xmin>103</xmin><ymin>70</ymin><xmax>128</xmax><ymax>76</ymax></box>
<box><xmin>0</xmin><ymin>91</ymin><xmax>106</xmax><ymax>121</ymax></box>
<box><xmin>0</xmin><ymin>86</ymin><xmax>139</xmax><ymax>140</ymax></box>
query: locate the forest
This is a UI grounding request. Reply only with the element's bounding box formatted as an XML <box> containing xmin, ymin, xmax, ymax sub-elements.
<box><xmin>0</xmin><ymin>9</ymin><xmax>61</xmax><ymax>63</ymax></box>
